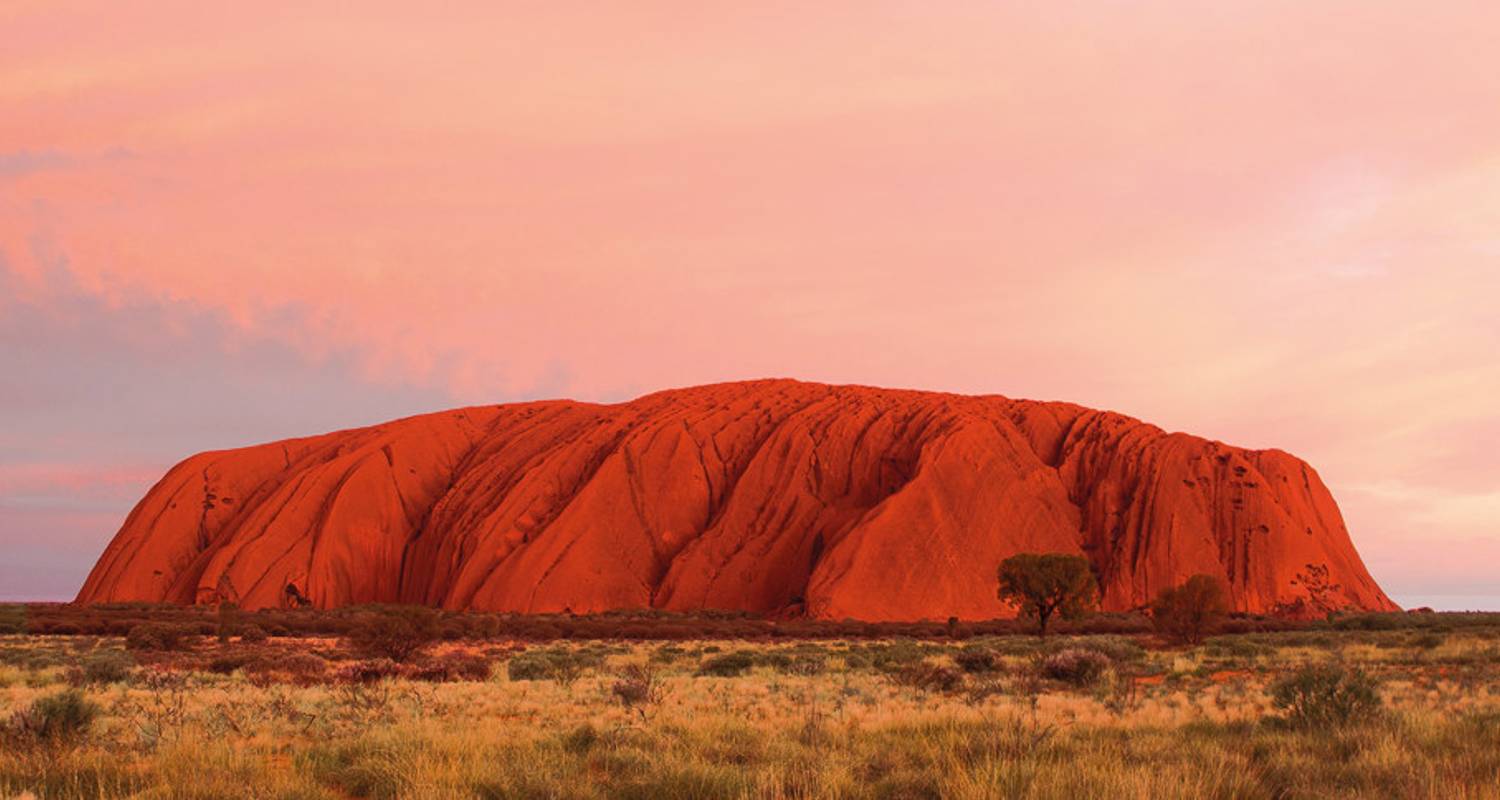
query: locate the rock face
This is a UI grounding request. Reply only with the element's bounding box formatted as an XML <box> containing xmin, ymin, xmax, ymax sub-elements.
<box><xmin>77</xmin><ymin>380</ymin><xmax>1396</xmax><ymax>619</ymax></box>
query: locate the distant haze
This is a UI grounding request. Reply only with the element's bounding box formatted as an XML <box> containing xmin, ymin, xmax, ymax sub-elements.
<box><xmin>2</xmin><ymin>3</ymin><xmax>1497</xmax><ymax>608</ymax></box>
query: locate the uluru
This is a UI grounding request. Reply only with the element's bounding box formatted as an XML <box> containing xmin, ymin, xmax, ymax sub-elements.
<box><xmin>76</xmin><ymin>380</ymin><xmax>1396</xmax><ymax>620</ymax></box>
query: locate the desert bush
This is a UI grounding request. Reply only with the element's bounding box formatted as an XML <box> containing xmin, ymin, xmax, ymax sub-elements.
<box><xmin>68</xmin><ymin>649</ymin><xmax>134</xmax><ymax>685</ymax></box>
<box><xmin>442</xmin><ymin>653</ymin><xmax>494</xmax><ymax>681</ymax></box>
<box><xmin>893</xmin><ymin>661</ymin><xmax>965</xmax><ymax>694</ymax></box>
<box><xmin>1040</xmin><ymin>647</ymin><xmax>1111</xmax><ymax>687</ymax></box>
<box><xmin>237</xmin><ymin>624</ymin><xmax>269</xmax><ymax>644</ymax></box>
<box><xmin>1411</xmin><ymin>632</ymin><xmax>1445</xmax><ymax>650</ymax></box>
<box><xmin>214</xmin><ymin>602</ymin><xmax>241</xmax><ymax>643</ymax></box>
<box><xmin>1269</xmin><ymin>664</ymin><xmax>1382</xmax><ymax>728</ymax></box>
<box><xmin>0</xmin><ymin>604</ymin><xmax>26</xmax><ymax>634</ymax></box>
<box><xmin>757</xmin><ymin>649</ymin><xmax>829</xmax><ymax>676</ymax></box>
<box><xmin>954</xmin><ymin>646</ymin><xmax>1004</xmax><ymax>674</ymax></box>
<box><xmin>334</xmin><ymin>659</ymin><xmax>402</xmax><ymax>684</ymax></box>
<box><xmin>405</xmin><ymin>661</ymin><xmax>454</xmax><ymax>682</ymax></box>
<box><xmin>696</xmin><ymin>650</ymin><xmax>757</xmax><ymax>677</ymax></box>
<box><xmin>561</xmin><ymin>722</ymin><xmax>601</xmax><ymax>754</ymax></box>
<box><xmin>650</xmin><ymin>644</ymin><xmax>687</xmax><ymax>664</ymax></box>
<box><xmin>505</xmin><ymin>652</ymin><xmax>554</xmax><ymax>681</ymax></box>
<box><xmin>3</xmin><ymin>689</ymin><xmax>99</xmax><ymax>748</ymax></box>
<box><xmin>611</xmin><ymin>662</ymin><xmax>667</xmax><ymax>719</ymax></box>
<box><xmin>544</xmin><ymin>656</ymin><xmax>588</xmax><ymax>687</ymax></box>
<box><xmin>245</xmin><ymin>652</ymin><xmax>328</xmax><ymax>686</ymax></box>
<box><xmin>776</xmin><ymin>653</ymin><xmax>828</xmax><ymax>676</ymax></box>
<box><xmin>1152</xmin><ymin>574</ymin><xmax>1231</xmax><ymax>645</ymax></box>
<box><xmin>1328</xmin><ymin>612</ymin><xmax>1408</xmax><ymax>632</ymax></box>
<box><xmin>347</xmin><ymin>606</ymin><xmax>441</xmax><ymax>662</ymax></box>
<box><xmin>403</xmin><ymin>653</ymin><xmax>491</xmax><ymax>683</ymax></box>
<box><xmin>125</xmin><ymin>622</ymin><xmax>193</xmax><ymax>651</ymax></box>
<box><xmin>1062</xmin><ymin>611</ymin><xmax>1155</xmax><ymax>636</ymax></box>
<box><xmin>207</xmin><ymin>652</ymin><xmax>258</xmax><ymax>675</ymax></box>
<box><xmin>851</xmin><ymin>639</ymin><xmax>932</xmax><ymax>673</ymax></box>
<box><xmin>1048</xmin><ymin>635</ymin><xmax>1144</xmax><ymax>663</ymax></box>
<box><xmin>1205</xmin><ymin>636</ymin><xmax>1275</xmax><ymax>660</ymax></box>
<box><xmin>506</xmin><ymin>649</ymin><xmax>599</xmax><ymax>685</ymax></box>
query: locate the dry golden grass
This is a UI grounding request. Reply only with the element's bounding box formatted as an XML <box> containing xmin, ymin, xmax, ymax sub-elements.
<box><xmin>2</xmin><ymin>627</ymin><xmax>1499</xmax><ymax>799</ymax></box>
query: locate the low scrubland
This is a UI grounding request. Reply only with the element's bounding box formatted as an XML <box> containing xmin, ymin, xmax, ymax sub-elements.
<box><xmin>3</xmin><ymin>604</ymin><xmax>1499</xmax><ymax>799</ymax></box>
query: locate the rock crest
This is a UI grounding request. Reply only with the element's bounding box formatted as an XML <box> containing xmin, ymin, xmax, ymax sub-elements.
<box><xmin>77</xmin><ymin>380</ymin><xmax>1396</xmax><ymax>619</ymax></box>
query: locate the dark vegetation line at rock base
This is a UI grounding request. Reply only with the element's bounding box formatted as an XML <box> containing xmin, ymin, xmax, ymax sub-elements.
<box><xmin>3</xmin><ymin>602</ymin><xmax>1480</xmax><ymax>643</ymax></box>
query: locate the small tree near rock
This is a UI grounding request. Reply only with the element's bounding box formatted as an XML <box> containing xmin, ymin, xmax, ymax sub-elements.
<box><xmin>347</xmin><ymin>606</ymin><xmax>440</xmax><ymax>662</ymax></box>
<box><xmin>1151</xmin><ymin>574</ymin><xmax>1231</xmax><ymax>645</ymax></box>
<box><xmin>996</xmin><ymin>553</ymin><xmax>1099</xmax><ymax>638</ymax></box>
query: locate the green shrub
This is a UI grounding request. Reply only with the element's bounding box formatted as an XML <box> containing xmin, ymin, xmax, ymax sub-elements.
<box><xmin>71</xmin><ymin>649</ymin><xmax>134</xmax><ymax>685</ymax></box>
<box><xmin>696</xmin><ymin>651</ymin><xmax>757</xmax><ymax>677</ymax></box>
<box><xmin>0</xmin><ymin>604</ymin><xmax>26</xmax><ymax>634</ymax></box>
<box><xmin>757</xmin><ymin>649</ymin><xmax>828</xmax><ymax>676</ymax></box>
<box><xmin>953</xmin><ymin>646</ymin><xmax>1003</xmax><ymax>674</ymax></box>
<box><xmin>1270</xmin><ymin>664</ymin><xmax>1382</xmax><ymax>727</ymax></box>
<box><xmin>402</xmin><ymin>653</ymin><xmax>492</xmax><ymax>683</ymax></box>
<box><xmin>561</xmin><ymin>722</ymin><xmax>600</xmax><ymax>754</ymax></box>
<box><xmin>1411</xmin><ymin>632</ymin><xmax>1444</xmax><ymax>650</ymax></box>
<box><xmin>347</xmin><ymin>606</ymin><xmax>440</xmax><ymax>662</ymax></box>
<box><xmin>506</xmin><ymin>649</ymin><xmax>599</xmax><ymax>684</ymax></box>
<box><xmin>3</xmin><ymin>689</ymin><xmax>99</xmax><ymax>748</ymax></box>
<box><xmin>852</xmin><ymin>640</ymin><xmax>931</xmax><ymax>673</ymax></box>
<box><xmin>893</xmin><ymin>662</ymin><xmax>965</xmax><ymax>694</ymax></box>
<box><xmin>333</xmin><ymin>659</ymin><xmax>402</xmax><ymax>684</ymax></box>
<box><xmin>650</xmin><ymin>645</ymin><xmax>686</xmax><ymax>664</ymax></box>
<box><xmin>1151</xmin><ymin>574</ymin><xmax>1230</xmax><ymax>645</ymax></box>
<box><xmin>245</xmin><ymin>652</ymin><xmax>329</xmax><ymax>685</ymax></box>
<box><xmin>1204</xmin><ymin>637</ymin><xmax>1274</xmax><ymax>660</ymax></box>
<box><xmin>611</xmin><ymin>663</ymin><xmax>666</xmax><ymax>717</ymax></box>
<box><xmin>441</xmin><ymin>653</ymin><xmax>494</xmax><ymax>682</ymax></box>
<box><xmin>125</xmin><ymin>622</ymin><xmax>193</xmax><ymax>651</ymax></box>
<box><xmin>1051</xmin><ymin>636</ymin><xmax>1144</xmax><ymax>663</ymax></box>
<box><xmin>1040</xmin><ymin>647</ymin><xmax>1110</xmax><ymax>687</ymax></box>
<box><xmin>207</xmin><ymin>652</ymin><xmax>258</xmax><ymax>674</ymax></box>
<box><xmin>506</xmin><ymin>653</ymin><xmax>554</xmax><ymax>681</ymax></box>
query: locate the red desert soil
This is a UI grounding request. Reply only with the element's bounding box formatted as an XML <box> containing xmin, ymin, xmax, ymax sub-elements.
<box><xmin>77</xmin><ymin>379</ymin><xmax>1396</xmax><ymax>621</ymax></box>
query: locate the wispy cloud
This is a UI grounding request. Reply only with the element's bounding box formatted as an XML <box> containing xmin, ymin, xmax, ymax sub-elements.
<box><xmin>0</xmin><ymin>150</ymin><xmax>70</xmax><ymax>179</ymax></box>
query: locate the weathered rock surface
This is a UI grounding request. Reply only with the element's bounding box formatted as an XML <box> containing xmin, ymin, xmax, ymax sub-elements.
<box><xmin>76</xmin><ymin>380</ymin><xmax>1396</xmax><ymax>619</ymax></box>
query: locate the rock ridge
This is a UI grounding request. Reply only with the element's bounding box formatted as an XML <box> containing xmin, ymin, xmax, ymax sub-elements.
<box><xmin>76</xmin><ymin>379</ymin><xmax>1397</xmax><ymax>620</ymax></box>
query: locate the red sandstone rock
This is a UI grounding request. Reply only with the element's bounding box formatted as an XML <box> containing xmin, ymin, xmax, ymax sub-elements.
<box><xmin>76</xmin><ymin>380</ymin><xmax>1397</xmax><ymax>620</ymax></box>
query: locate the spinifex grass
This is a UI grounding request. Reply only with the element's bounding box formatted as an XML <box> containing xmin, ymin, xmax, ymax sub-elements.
<box><xmin>1</xmin><ymin>623</ymin><xmax>1498</xmax><ymax>799</ymax></box>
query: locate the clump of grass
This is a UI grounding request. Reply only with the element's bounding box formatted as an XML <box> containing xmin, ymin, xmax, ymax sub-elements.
<box><xmin>1269</xmin><ymin>663</ymin><xmax>1382</xmax><ymax>727</ymax></box>
<box><xmin>892</xmin><ymin>661</ymin><xmax>965</xmax><ymax>694</ymax></box>
<box><xmin>245</xmin><ymin>651</ymin><xmax>330</xmax><ymax>686</ymax></box>
<box><xmin>695</xmin><ymin>650</ymin><xmax>757</xmax><ymax>678</ymax></box>
<box><xmin>5</xmin><ymin>622</ymin><xmax>1500</xmax><ymax>798</ymax></box>
<box><xmin>507</xmin><ymin>648</ymin><xmax>600</xmax><ymax>685</ymax></box>
<box><xmin>1040</xmin><ymin>647</ymin><xmax>1111</xmax><ymax>687</ymax></box>
<box><xmin>0</xmin><ymin>604</ymin><xmax>27</xmax><ymax>635</ymax></box>
<box><xmin>3</xmin><ymin>689</ymin><xmax>99</xmax><ymax>749</ymax></box>
<box><xmin>346</xmin><ymin>605</ymin><xmax>440</xmax><ymax>662</ymax></box>
<box><xmin>1410</xmin><ymin>631</ymin><xmax>1445</xmax><ymax>650</ymax></box>
<box><xmin>761</xmin><ymin>650</ymin><xmax>828</xmax><ymax>676</ymax></box>
<box><xmin>67</xmin><ymin>649</ymin><xmax>134</xmax><ymax>686</ymax></box>
<box><xmin>953</xmin><ymin>645</ymin><xmax>1004</xmax><ymax>674</ymax></box>
<box><xmin>611</xmin><ymin>662</ymin><xmax>668</xmax><ymax>720</ymax></box>
<box><xmin>125</xmin><ymin>622</ymin><xmax>194</xmax><ymax>651</ymax></box>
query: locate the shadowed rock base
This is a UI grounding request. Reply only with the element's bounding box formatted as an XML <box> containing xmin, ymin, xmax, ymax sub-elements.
<box><xmin>76</xmin><ymin>380</ymin><xmax>1396</xmax><ymax>620</ymax></box>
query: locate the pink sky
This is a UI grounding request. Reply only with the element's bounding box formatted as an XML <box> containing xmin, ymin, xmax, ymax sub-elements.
<box><xmin>3</xmin><ymin>2</ymin><xmax>1498</xmax><ymax>607</ymax></box>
